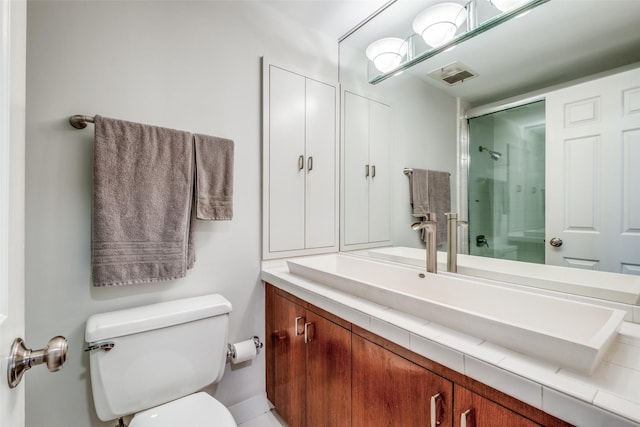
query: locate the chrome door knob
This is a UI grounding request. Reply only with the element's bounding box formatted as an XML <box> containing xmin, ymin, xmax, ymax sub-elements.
<box><xmin>7</xmin><ymin>336</ymin><xmax>68</xmax><ymax>388</ymax></box>
<box><xmin>549</xmin><ymin>237</ymin><xmax>563</xmax><ymax>247</ymax></box>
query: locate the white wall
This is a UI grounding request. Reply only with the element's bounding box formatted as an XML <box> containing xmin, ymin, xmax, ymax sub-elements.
<box><xmin>25</xmin><ymin>2</ymin><xmax>337</xmax><ymax>426</ymax></box>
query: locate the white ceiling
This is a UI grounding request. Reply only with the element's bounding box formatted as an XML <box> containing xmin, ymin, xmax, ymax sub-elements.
<box><xmin>265</xmin><ymin>0</ymin><xmax>640</xmax><ymax>106</ymax></box>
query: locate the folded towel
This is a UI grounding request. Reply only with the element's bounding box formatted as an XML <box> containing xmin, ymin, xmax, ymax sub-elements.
<box><xmin>427</xmin><ymin>170</ymin><xmax>451</xmax><ymax>246</ymax></box>
<box><xmin>92</xmin><ymin>116</ymin><xmax>194</xmax><ymax>287</ymax></box>
<box><xmin>409</xmin><ymin>168</ymin><xmax>430</xmax><ymax>218</ymax></box>
<box><xmin>193</xmin><ymin>134</ymin><xmax>234</xmax><ymax>220</ymax></box>
<box><xmin>409</xmin><ymin>168</ymin><xmax>451</xmax><ymax>245</ymax></box>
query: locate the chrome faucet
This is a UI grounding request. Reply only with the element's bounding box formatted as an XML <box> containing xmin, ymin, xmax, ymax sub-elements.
<box><xmin>411</xmin><ymin>212</ymin><xmax>438</xmax><ymax>274</ymax></box>
<box><xmin>445</xmin><ymin>213</ymin><xmax>468</xmax><ymax>273</ymax></box>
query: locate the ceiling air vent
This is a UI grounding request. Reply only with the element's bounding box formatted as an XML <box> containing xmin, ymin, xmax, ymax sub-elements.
<box><xmin>428</xmin><ymin>61</ymin><xmax>477</xmax><ymax>85</ymax></box>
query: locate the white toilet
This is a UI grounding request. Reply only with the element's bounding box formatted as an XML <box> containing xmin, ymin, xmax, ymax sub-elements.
<box><xmin>85</xmin><ymin>294</ymin><xmax>238</xmax><ymax>427</ymax></box>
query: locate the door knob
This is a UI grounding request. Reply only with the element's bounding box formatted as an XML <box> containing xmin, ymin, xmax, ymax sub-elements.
<box><xmin>549</xmin><ymin>237</ymin><xmax>563</xmax><ymax>247</ymax></box>
<box><xmin>7</xmin><ymin>336</ymin><xmax>68</xmax><ymax>388</ymax></box>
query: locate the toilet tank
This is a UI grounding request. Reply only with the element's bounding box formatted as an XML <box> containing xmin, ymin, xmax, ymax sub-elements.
<box><xmin>85</xmin><ymin>294</ymin><xmax>232</xmax><ymax>422</ymax></box>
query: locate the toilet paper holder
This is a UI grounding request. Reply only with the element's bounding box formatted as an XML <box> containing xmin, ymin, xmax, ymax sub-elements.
<box><xmin>227</xmin><ymin>336</ymin><xmax>263</xmax><ymax>360</ymax></box>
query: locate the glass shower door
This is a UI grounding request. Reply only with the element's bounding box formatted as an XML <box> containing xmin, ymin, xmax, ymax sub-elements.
<box><xmin>467</xmin><ymin>100</ymin><xmax>545</xmax><ymax>264</ymax></box>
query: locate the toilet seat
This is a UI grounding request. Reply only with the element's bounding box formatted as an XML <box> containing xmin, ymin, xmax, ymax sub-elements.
<box><xmin>129</xmin><ymin>392</ymin><xmax>237</xmax><ymax>427</ymax></box>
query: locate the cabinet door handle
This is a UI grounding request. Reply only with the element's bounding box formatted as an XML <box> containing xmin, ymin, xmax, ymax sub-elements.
<box><xmin>430</xmin><ymin>393</ymin><xmax>442</xmax><ymax>427</ymax></box>
<box><xmin>371</xmin><ymin>165</ymin><xmax>376</xmax><ymax>178</ymax></box>
<box><xmin>304</xmin><ymin>322</ymin><xmax>315</xmax><ymax>343</ymax></box>
<box><xmin>298</xmin><ymin>155</ymin><xmax>304</xmax><ymax>171</ymax></box>
<box><xmin>294</xmin><ymin>316</ymin><xmax>305</xmax><ymax>336</ymax></box>
<box><xmin>460</xmin><ymin>409</ymin><xmax>474</xmax><ymax>427</ymax></box>
<box><xmin>365</xmin><ymin>164</ymin><xmax>370</xmax><ymax>177</ymax></box>
<box><xmin>307</xmin><ymin>156</ymin><xmax>313</xmax><ymax>172</ymax></box>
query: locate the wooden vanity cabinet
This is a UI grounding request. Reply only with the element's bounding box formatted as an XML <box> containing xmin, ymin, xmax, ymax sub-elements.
<box><xmin>267</xmin><ymin>286</ymin><xmax>351</xmax><ymax>427</ymax></box>
<box><xmin>352</xmin><ymin>334</ymin><xmax>453</xmax><ymax>427</ymax></box>
<box><xmin>265</xmin><ymin>283</ymin><xmax>572</xmax><ymax>427</ymax></box>
<box><xmin>454</xmin><ymin>384</ymin><xmax>541</xmax><ymax>427</ymax></box>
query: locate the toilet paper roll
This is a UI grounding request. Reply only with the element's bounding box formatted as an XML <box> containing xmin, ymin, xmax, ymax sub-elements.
<box><xmin>230</xmin><ymin>339</ymin><xmax>257</xmax><ymax>364</ymax></box>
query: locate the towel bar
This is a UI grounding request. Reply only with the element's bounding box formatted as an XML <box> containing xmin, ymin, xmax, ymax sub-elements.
<box><xmin>69</xmin><ymin>115</ymin><xmax>95</xmax><ymax>129</ymax></box>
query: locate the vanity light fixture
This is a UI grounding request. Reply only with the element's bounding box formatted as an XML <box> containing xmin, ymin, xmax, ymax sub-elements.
<box><xmin>412</xmin><ymin>2</ymin><xmax>468</xmax><ymax>47</ymax></box>
<box><xmin>365</xmin><ymin>37</ymin><xmax>409</xmax><ymax>72</ymax></box>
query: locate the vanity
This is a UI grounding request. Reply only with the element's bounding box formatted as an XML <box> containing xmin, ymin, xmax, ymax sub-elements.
<box><xmin>262</xmin><ymin>255</ymin><xmax>640</xmax><ymax>427</ymax></box>
<box><xmin>260</xmin><ymin>1</ymin><xmax>640</xmax><ymax>425</ymax></box>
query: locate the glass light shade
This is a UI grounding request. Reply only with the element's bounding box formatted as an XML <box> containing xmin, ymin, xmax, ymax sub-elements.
<box><xmin>490</xmin><ymin>0</ymin><xmax>527</xmax><ymax>12</ymax></box>
<box><xmin>365</xmin><ymin>37</ymin><xmax>408</xmax><ymax>73</ymax></box>
<box><xmin>412</xmin><ymin>2</ymin><xmax>468</xmax><ymax>47</ymax></box>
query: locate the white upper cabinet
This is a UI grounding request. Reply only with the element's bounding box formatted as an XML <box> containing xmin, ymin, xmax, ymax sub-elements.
<box><xmin>263</xmin><ymin>62</ymin><xmax>338</xmax><ymax>258</ymax></box>
<box><xmin>342</xmin><ymin>91</ymin><xmax>391</xmax><ymax>249</ymax></box>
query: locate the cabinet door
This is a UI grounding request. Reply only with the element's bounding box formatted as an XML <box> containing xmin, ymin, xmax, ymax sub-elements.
<box><xmin>268</xmin><ymin>66</ymin><xmax>306</xmax><ymax>252</ymax></box>
<box><xmin>352</xmin><ymin>335</ymin><xmax>453</xmax><ymax>427</ymax></box>
<box><xmin>305</xmin><ymin>78</ymin><xmax>337</xmax><ymax>249</ymax></box>
<box><xmin>271</xmin><ymin>293</ymin><xmax>307</xmax><ymax>427</ymax></box>
<box><xmin>305</xmin><ymin>310</ymin><xmax>352</xmax><ymax>426</ymax></box>
<box><xmin>368</xmin><ymin>100</ymin><xmax>391</xmax><ymax>243</ymax></box>
<box><xmin>454</xmin><ymin>384</ymin><xmax>540</xmax><ymax>427</ymax></box>
<box><xmin>343</xmin><ymin>91</ymin><xmax>371</xmax><ymax>246</ymax></box>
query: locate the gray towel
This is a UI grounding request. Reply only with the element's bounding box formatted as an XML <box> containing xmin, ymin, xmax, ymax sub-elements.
<box><xmin>92</xmin><ymin>116</ymin><xmax>194</xmax><ymax>287</ymax></box>
<box><xmin>193</xmin><ymin>134</ymin><xmax>234</xmax><ymax>220</ymax></box>
<box><xmin>409</xmin><ymin>168</ymin><xmax>451</xmax><ymax>245</ymax></box>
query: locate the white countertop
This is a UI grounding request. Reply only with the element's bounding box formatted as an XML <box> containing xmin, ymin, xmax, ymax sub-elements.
<box><xmin>262</xmin><ymin>260</ymin><xmax>640</xmax><ymax>427</ymax></box>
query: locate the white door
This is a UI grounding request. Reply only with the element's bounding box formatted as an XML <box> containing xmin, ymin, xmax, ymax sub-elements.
<box><xmin>343</xmin><ymin>91</ymin><xmax>370</xmax><ymax>245</ymax></box>
<box><xmin>368</xmin><ymin>100</ymin><xmax>391</xmax><ymax>243</ymax></box>
<box><xmin>305</xmin><ymin>78</ymin><xmax>336</xmax><ymax>249</ymax></box>
<box><xmin>546</xmin><ymin>66</ymin><xmax>640</xmax><ymax>274</ymax></box>
<box><xmin>1</xmin><ymin>0</ymin><xmax>26</xmax><ymax>425</ymax></box>
<box><xmin>268</xmin><ymin>65</ymin><xmax>306</xmax><ymax>252</ymax></box>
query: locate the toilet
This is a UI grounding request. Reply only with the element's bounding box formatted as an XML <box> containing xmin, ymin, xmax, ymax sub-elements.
<box><xmin>85</xmin><ymin>294</ymin><xmax>238</xmax><ymax>427</ymax></box>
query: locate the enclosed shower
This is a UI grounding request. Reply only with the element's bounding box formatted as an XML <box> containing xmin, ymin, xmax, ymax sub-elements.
<box><xmin>467</xmin><ymin>100</ymin><xmax>545</xmax><ymax>264</ymax></box>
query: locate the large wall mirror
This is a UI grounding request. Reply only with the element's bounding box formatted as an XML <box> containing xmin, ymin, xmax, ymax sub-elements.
<box><xmin>338</xmin><ymin>0</ymin><xmax>640</xmax><ymax>304</ymax></box>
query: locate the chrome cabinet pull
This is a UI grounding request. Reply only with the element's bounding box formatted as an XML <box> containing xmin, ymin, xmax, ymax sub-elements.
<box><xmin>304</xmin><ymin>322</ymin><xmax>315</xmax><ymax>343</ymax></box>
<box><xmin>460</xmin><ymin>409</ymin><xmax>474</xmax><ymax>427</ymax></box>
<box><xmin>371</xmin><ymin>165</ymin><xmax>376</xmax><ymax>178</ymax></box>
<box><xmin>430</xmin><ymin>393</ymin><xmax>442</xmax><ymax>427</ymax></box>
<box><xmin>294</xmin><ymin>316</ymin><xmax>305</xmax><ymax>336</ymax></box>
<box><xmin>307</xmin><ymin>156</ymin><xmax>313</xmax><ymax>172</ymax></box>
<box><xmin>365</xmin><ymin>164</ymin><xmax>370</xmax><ymax>177</ymax></box>
<box><xmin>298</xmin><ymin>155</ymin><xmax>304</xmax><ymax>171</ymax></box>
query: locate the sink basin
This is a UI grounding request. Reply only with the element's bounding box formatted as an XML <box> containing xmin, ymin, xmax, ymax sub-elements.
<box><xmin>287</xmin><ymin>254</ymin><xmax>625</xmax><ymax>375</ymax></box>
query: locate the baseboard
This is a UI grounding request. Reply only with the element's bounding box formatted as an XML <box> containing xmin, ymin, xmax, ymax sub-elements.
<box><xmin>228</xmin><ymin>393</ymin><xmax>272</xmax><ymax>425</ymax></box>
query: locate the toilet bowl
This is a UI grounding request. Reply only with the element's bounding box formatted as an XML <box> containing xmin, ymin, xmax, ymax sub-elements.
<box><xmin>85</xmin><ymin>294</ymin><xmax>237</xmax><ymax>426</ymax></box>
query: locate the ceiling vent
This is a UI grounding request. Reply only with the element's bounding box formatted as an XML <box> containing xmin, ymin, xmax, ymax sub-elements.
<box><xmin>428</xmin><ymin>61</ymin><xmax>478</xmax><ymax>85</ymax></box>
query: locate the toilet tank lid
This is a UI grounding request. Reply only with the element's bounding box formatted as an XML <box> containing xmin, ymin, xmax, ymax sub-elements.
<box><xmin>85</xmin><ymin>294</ymin><xmax>232</xmax><ymax>343</ymax></box>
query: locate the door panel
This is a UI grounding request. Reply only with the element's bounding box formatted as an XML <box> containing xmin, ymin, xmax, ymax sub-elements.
<box><xmin>305</xmin><ymin>78</ymin><xmax>336</xmax><ymax>249</ymax></box>
<box><xmin>546</xmin><ymin>67</ymin><xmax>640</xmax><ymax>273</ymax></box>
<box><xmin>352</xmin><ymin>334</ymin><xmax>452</xmax><ymax>427</ymax></box>
<box><xmin>305</xmin><ymin>310</ymin><xmax>351</xmax><ymax>427</ymax></box>
<box><xmin>268</xmin><ymin>66</ymin><xmax>306</xmax><ymax>252</ymax></box>
<box><xmin>368</xmin><ymin>100</ymin><xmax>391</xmax><ymax>243</ymax></box>
<box><xmin>1</xmin><ymin>1</ymin><xmax>26</xmax><ymax>426</ymax></box>
<box><xmin>272</xmin><ymin>294</ymin><xmax>306</xmax><ymax>427</ymax></box>
<box><xmin>343</xmin><ymin>92</ymin><xmax>370</xmax><ymax>245</ymax></box>
<box><xmin>454</xmin><ymin>385</ymin><xmax>540</xmax><ymax>427</ymax></box>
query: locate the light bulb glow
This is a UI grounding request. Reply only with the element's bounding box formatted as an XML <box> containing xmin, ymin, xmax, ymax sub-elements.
<box><xmin>365</xmin><ymin>37</ymin><xmax>409</xmax><ymax>72</ymax></box>
<box><xmin>490</xmin><ymin>0</ymin><xmax>527</xmax><ymax>12</ymax></box>
<box><xmin>413</xmin><ymin>3</ymin><xmax>467</xmax><ymax>47</ymax></box>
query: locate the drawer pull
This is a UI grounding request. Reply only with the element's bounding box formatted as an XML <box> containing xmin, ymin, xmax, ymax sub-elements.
<box><xmin>461</xmin><ymin>409</ymin><xmax>474</xmax><ymax>427</ymax></box>
<box><xmin>294</xmin><ymin>317</ymin><xmax>305</xmax><ymax>336</ymax></box>
<box><xmin>430</xmin><ymin>392</ymin><xmax>442</xmax><ymax>427</ymax></box>
<box><xmin>304</xmin><ymin>322</ymin><xmax>315</xmax><ymax>343</ymax></box>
